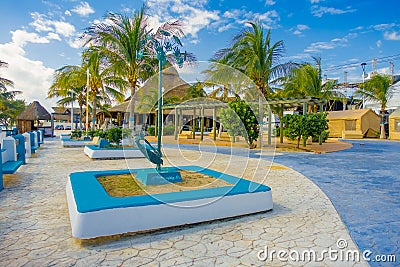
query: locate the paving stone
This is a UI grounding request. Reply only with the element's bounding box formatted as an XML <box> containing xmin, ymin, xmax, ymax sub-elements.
<box><xmin>0</xmin><ymin>139</ymin><xmax>369</xmax><ymax>266</ymax></box>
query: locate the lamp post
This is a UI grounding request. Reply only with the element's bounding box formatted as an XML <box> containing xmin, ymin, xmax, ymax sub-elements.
<box><xmin>70</xmin><ymin>91</ymin><xmax>74</xmax><ymax>131</ymax></box>
<box><xmin>361</xmin><ymin>62</ymin><xmax>366</xmax><ymax>109</ymax></box>
<box><xmin>86</xmin><ymin>68</ymin><xmax>90</xmax><ymax>134</ymax></box>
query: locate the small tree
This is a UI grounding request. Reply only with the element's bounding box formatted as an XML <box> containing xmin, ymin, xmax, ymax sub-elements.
<box><xmin>106</xmin><ymin>127</ymin><xmax>122</xmax><ymax>145</ymax></box>
<box><xmin>219</xmin><ymin>99</ymin><xmax>259</xmax><ymax>147</ymax></box>
<box><xmin>282</xmin><ymin>113</ymin><xmax>329</xmax><ymax>148</ymax></box>
<box><xmin>282</xmin><ymin>114</ymin><xmax>304</xmax><ymax>148</ymax></box>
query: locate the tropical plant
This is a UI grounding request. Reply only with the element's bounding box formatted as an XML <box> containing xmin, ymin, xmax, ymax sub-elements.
<box><xmin>356</xmin><ymin>74</ymin><xmax>394</xmax><ymax>138</ymax></box>
<box><xmin>106</xmin><ymin>127</ymin><xmax>122</xmax><ymax>144</ymax></box>
<box><xmin>0</xmin><ymin>60</ymin><xmax>14</xmax><ymax>91</ymax></box>
<box><xmin>219</xmin><ymin>99</ymin><xmax>259</xmax><ymax>147</ymax></box>
<box><xmin>82</xmin><ymin>47</ymin><xmax>125</xmax><ymax>128</ymax></box>
<box><xmin>211</xmin><ymin>20</ymin><xmax>294</xmax><ymax>147</ymax></box>
<box><xmin>48</xmin><ymin>64</ymin><xmax>87</xmax><ymax>129</ymax></box>
<box><xmin>183</xmin><ymin>81</ymin><xmax>206</xmax><ymax>100</ymax></box>
<box><xmin>0</xmin><ymin>60</ymin><xmax>25</xmax><ymax>128</ymax></box>
<box><xmin>213</xmin><ymin>20</ymin><xmax>293</xmax><ymax>98</ymax></box>
<box><xmin>282</xmin><ymin>57</ymin><xmax>341</xmax><ymax>110</ymax></box>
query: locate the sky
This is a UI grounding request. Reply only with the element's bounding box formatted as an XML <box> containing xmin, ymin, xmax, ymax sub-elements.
<box><xmin>1</xmin><ymin>0</ymin><xmax>400</xmax><ymax>111</ymax></box>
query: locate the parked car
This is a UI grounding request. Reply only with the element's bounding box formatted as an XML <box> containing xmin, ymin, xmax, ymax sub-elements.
<box><xmin>55</xmin><ymin>125</ymin><xmax>64</xmax><ymax>130</ymax></box>
<box><xmin>65</xmin><ymin>125</ymin><xmax>72</xmax><ymax>130</ymax></box>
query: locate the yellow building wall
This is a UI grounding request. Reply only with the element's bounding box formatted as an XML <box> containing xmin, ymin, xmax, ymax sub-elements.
<box><xmin>361</xmin><ymin>112</ymin><xmax>380</xmax><ymax>134</ymax></box>
<box><xmin>328</xmin><ymin>120</ymin><xmax>343</xmax><ymax>137</ymax></box>
<box><xmin>389</xmin><ymin>117</ymin><xmax>400</xmax><ymax>140</ymax></box>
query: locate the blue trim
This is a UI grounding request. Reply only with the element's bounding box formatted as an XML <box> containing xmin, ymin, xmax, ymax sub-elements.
<box><xmin>69</xmin><ymin>166</ymin><xmax>271</xmax><ymax>213</ymax></box>
<box><xmin>86</xmin><ymin>145</ymin><xmax>139</xmax><ymax>151</ymax></box>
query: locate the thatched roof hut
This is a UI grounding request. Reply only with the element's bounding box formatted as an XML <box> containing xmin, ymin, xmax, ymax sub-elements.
<box><xmin>97</xmin><ymin>67</ymin><xmax>191</xmax><ymax>126</ymax></box>
<box><xmin>17</xmin><ymin>101</ymin><xmax>51</xmax><ymax>133</ymax></box>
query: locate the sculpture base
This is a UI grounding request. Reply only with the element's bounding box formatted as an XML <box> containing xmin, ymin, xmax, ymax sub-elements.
<box><xmin>136</xmin><ymin>167</ymin><xmax>182</xmax><ymax>185</ymax></box>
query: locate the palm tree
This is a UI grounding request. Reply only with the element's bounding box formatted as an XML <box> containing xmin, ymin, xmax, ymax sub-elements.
<box><xmin>213</xmin><ymin>20</ymin><xmax>293</xmax><ymax>98</ymax></box>
<box><xmin>82</xmin><ymin>47</ymin><xmax>125</xmax><ymax>128</ymax></box>
<box><xmin>81</xmin><ymin>6</ymin><xmax>154</xmax><ymax>128</ymax></box>
<box><xmin>282</xmin><ymin>57</ymin><xmax>341</xmax><ymax>111</ymax></box>
<box><xmin>0</xmin><ymin>60</ymin><xmax>14</xmax><ymax>91</ymax></box>
<box><xmin>211</xmin><ymin>20</ymin><xmax>294</xmax><ymax>147</ymax></box>
<box><xmin>356</xmin><ymin>74</ymin><xmax>394</xmax><ymax>139</ymax></box>
<box><xmin>49</xmin><ymin>64</ymin><xmax>87</xmax><ymax>129</ymax></box>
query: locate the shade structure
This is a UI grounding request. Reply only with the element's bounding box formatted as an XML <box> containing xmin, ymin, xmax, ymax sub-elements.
<box><xmin>17</xmin><ymin>101</ymin><xmax>51</xmax><ymax>133</ymax></box>
<box><xmin>17</xmin><ymin>101</ymin><xmax>51</xmax><ymax>121</ymax></box>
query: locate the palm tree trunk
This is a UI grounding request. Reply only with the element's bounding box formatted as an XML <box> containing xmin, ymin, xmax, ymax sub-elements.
<box><xmin>257</xmin><ymin>94</ymin><xmax>264</xmax><ymax>148</ymax></box>
<box><xmin>79</xmin><ymin>105</ymin><xmax>83</xmax><ymax>130</ymax></box>
<box><xmin>91</xmin><ymin>94</ymin><xmax>97</xmax><ymax>129</ymax></box>
<box><xmin>380</xmin><ymin>107</ymin><xmax>386</xmax><ymax>139</ymax></box>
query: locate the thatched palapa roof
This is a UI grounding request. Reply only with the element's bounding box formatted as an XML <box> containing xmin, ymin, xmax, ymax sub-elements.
<box><xmin>108</xmin><ymin>67</ymin><xmax>191</xmax><ymax>114</ymax></box>
<box><xmin>17</xmin><ymin>101</ymin><xmax>51</xmax><ymax>121</ymax></box>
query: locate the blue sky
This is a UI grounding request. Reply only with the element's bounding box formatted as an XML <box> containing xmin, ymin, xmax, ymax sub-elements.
<box><xmin>1</xmin><ymin>0</ymin><xmax>400</xmax><ymax>110</ymax></box>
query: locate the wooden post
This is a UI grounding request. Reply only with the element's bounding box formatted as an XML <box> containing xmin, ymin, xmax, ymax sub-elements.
<box><xmin>192</xmin><ymin>108</ymin><xmax>196</xmax><ymax>139</ymax></box>
<box><xmin>174</xmin><ymin>107</ymin><xmax>178</xmax><ymax>140</ymax></box>
<box><xmin>213</xmin><ymin>108</ymin><xmax>217</xmax><ymax>141</ymax></box>
<box><xmin>200</xmin><ymin>106</ymin><xmax>204</xmax><ymax>141</ymax></box>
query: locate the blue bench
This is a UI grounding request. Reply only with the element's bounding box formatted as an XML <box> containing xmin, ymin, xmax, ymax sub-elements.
<box><xmin>0</xmin><ymin>148</ymin><xmax>3</xmax><ymax>191</ymax></box>
<box><xmin>29</xmin><ymin>132</ymin><xmax>39</xmax><ymax>153</ymax></box>
<box><xmin>1</xmin><ymin>134</ymin><xmax>25</xmax><ymax>174</ymax></box>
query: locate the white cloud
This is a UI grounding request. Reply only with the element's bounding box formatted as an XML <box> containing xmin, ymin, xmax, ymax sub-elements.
<box><xmin>371</xmin><ymin>23</ymin><xmax>396</xmax><ymax>31</ymax></box>
<box><xmin>304</xmin><ymin>33</ymin><xmax>355</xmax><ymax>53</ymax></box>
<box><xmin>292</xmin><ymin>24</ymin><xmax>310</xmax><ymax>35</ymax></box>
<box><xmin>0</xmin><ymin>39</ymin><xmax>56</xmax><ymax>111</ymax></box>
<box><xmin>65</xmin><ymin>10</ymin><xmax>72</xmax><ymax>16</ymax></box>
<box><xmin>384</xmin><ymin>31</ymin><xmax>400</xmax><ymax>41</ymax></box>
<box><xmin>311</xmin><ymin>5</ymin><xmax>356</xmax><ymax>17</ymax></box>
<box><xmin>71</xmin><ymin>2</ymin><xmax>95</xmax><ymax>17</ymax></box>
<box><xmin>376</xmin><ymin>40</ymin><xmax>382</xmax><ymax>47</ymax></box>
<box><xmin>265</xmin><ymin>0</ymin><xmax>276</xmax><ymax>6</ymax></box>
<box><xmin>30</xmin><ymin>12</ymin><xmax>76</xmax><ymax>37</ymax></box>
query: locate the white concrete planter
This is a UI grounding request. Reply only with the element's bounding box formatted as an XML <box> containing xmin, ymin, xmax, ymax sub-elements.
<box><xmin>66</xmin><ymin>167</ymin><xmax>273</xmax><ymax>239</ymax></box>
<box><xmin>83</xmin><ymin>145</ymin><xmax>145</xmax><ymax>159</ymax></box>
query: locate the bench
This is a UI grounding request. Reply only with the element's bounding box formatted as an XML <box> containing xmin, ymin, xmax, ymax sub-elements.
<box><xmin>178</xmin><ymin>131</ymin><xmax>194</xmax><ymax>139</ymax></box>
<box><xmin>219</xmin><ymin>132</ymin><xmax>238</xmax><ymax>142</ymax></box>
<box><xmin>342</xmin><ymin>130</ymin><xmax>364</xmax><ymax>139</ymax></box>
<box><xmin>84</xmin><ymin>136</ymin><xmax>100</xmax><ymax>145</ymax></box>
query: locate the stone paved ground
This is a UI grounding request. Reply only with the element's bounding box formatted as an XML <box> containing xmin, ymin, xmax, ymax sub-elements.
<box><xmin>0</xmin><ymin>139</ymin><xmax>367</xmax><ymax>266</ymax></box>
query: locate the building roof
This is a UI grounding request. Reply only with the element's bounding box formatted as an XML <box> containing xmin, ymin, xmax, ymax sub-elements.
<box><xmin>327</xmin><ymin>109</ymin><xmax>376</xmax><ymax>120</ymax></box>
<box><xmin>389</xmin><ymin>108</ymin><xmax>400</xmax><ymax>119</ymax></box>
<box><xmin>17</xmin><ymin>101</ymin><xmax>51</xmax><ymax>121</ymax></box>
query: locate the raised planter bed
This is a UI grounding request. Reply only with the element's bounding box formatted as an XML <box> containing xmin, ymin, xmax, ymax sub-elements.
<box><xmin>66</xmin><ymin>166</ymin><xmax>273</xmax><ymax>239</ymax></box>
<box><xmin>83</xmin><ymin>145</ymin><xmax>145</xmax><ymax>159</ymax></box>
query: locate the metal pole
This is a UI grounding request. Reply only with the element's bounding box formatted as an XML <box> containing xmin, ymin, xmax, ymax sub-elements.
<box><xmin>71</xmin><ymin>91</ymin><xmax>74</xmax><ymax>131</ymax></box>
<box><xmin>86</xmin><ymin>68</ymin><xmax>89</xmax><ymax>134</ymax></box>
<box><xmin>267</xmin><ymin>107</ymin><xmax>272</xmax><ymax>146</ymax></box>
<box><xmin>157</xmin><ymin>60</ymin><xmax>163</xmax><ymax>170</ymax></box>
<box><xmin>361</xmin><ymin>63</ymin><xmax>366</xmax><ymax>109</ymax></box>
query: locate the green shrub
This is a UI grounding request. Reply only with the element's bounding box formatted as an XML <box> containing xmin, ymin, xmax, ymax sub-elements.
<box><xmin>273</xmin><ymin>127</ymin><xmax>280</xmax><ymax>137</ymax></box>
<box><xmin>147</xmin><ymin>126</ymin><xmax>155</xmax><ymax>136</ymax></box>
<box><xmin>163</xmin><ymin>125</ymin><xmax>175</xmax><ymax>136</ymax></box>
<box><xmin>71</xmin><ymin>130</ymin><xmax>82</xmax><ymax>139</ymax></box>
<box><xmin>106</xmin><ymin>127</ymin><xmax>122</xmax><ymax>145</ymax></box>
<box><xmin>312</xmin><ymin>130</ymin><xmax>330</xmax><ymax>142</ymax></box>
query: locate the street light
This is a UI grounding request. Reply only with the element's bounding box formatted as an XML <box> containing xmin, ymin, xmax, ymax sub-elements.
<box><xmin>361</xmin><ymin>62</ymin><xmax>367</xmax><ymax>109</ymax></box>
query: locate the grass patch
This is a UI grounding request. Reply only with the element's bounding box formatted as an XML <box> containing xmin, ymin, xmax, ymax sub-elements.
<box><xmin>97</xmin><ymin>170</ymin><xmax>232</xmax><ymax>197</ymax></box>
